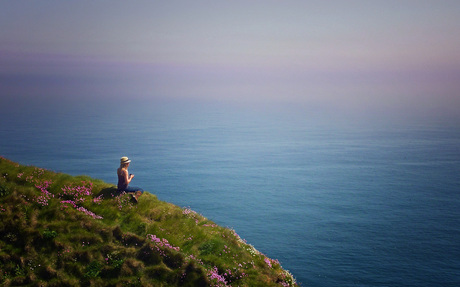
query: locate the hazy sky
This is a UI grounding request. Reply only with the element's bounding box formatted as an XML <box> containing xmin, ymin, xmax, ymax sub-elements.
<box><xmin>1</xmin><ymin>1</ymin><xmax>459</xmax><ymax>120</ymax></box>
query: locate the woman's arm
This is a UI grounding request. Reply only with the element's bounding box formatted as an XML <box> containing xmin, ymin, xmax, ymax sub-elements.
<box><xmin>122</xmin><ymin>169</ymin><xmax>133</xmax><ymax>184</ymax></box>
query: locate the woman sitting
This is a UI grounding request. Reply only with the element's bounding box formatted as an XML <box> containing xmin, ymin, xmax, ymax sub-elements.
<box><xmin>117</xmin><ymin>156</ymin><xmax>143</xmax><ymax>202</ymax></box>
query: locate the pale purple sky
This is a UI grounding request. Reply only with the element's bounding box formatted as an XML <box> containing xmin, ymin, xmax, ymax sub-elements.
<box><xmin>1</xmin><ymin>1</ymin><xmax>459</xmax><ymax>120</ymax></box>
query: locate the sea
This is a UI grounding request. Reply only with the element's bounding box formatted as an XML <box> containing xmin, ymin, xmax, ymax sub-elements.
<box><xmin>1</xmin><ymin>98</ymin><xmax>459</xmax><ymax>286</ymax></box>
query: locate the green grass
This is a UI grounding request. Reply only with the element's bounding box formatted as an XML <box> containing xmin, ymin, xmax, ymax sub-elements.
<box><xmin>0</xmin><ymin>157</ymin><xmax>297</xmax><ymax>286</ymax></box>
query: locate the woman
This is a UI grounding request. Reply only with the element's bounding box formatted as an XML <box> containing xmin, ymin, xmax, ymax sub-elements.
<box><xmin>117</xmin><ymin>156</ymin><xmax>143</xmax><ymax>202</ymax></box>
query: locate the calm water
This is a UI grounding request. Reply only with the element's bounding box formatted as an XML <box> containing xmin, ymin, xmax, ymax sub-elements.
<box><xmin>1</xmin><ymin>99</ymin><xmax>460</xmax><ymax>286</ymax></box>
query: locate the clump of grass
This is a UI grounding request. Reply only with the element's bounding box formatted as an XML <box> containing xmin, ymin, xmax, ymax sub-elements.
<box><xmin>42</xmin><ymin>229</ymin><xmax>58</xmax><ymax>240</ymax></box>
<box><xmin>84</xmin><ymin>261</ymin><xmax>102</xmax><ymax>278</ymax></box>
<box><xmin>0</xmin><ymin>156</ymin><xmax>297</xmax><ymax>286</ymax></box>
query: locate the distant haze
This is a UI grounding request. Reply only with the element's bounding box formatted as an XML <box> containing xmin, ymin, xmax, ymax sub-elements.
<box><xmin>1</xmin><ymin>1</ymin><xmax>459</xmax><ymax>123</ymax></box>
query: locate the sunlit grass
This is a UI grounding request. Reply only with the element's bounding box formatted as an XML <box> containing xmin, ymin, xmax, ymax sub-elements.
<box><xmin>0</xmin><ymin>156</ymin><xmax>297</xmax><ymax>286</ymax></box>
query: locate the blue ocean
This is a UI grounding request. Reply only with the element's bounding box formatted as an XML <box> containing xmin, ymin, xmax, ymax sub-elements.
<box><xmin>1</xmin><ymin>99</ymin><xmax>459</xmax><ymax>286</ymax></box>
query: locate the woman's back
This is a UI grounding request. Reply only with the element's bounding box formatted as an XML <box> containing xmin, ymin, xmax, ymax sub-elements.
<box><xmin>117</xmin><ymin>167</ymin><xmax>128</xmax><ymax>191</ymax></box>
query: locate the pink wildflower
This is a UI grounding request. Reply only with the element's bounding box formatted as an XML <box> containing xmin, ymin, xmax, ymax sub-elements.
<box><xmin>76</xmin><ymin>206</ymin><xmax>103</xmax><ymax>219</ymax></box>
<box><xmin>207</xmin><ymin>266</ymin><xmax>228</xmax><ymax>286</ymax></box>
<box><xmin>146</xmin><ymin>234</ymin><xmax>180</xmax><ymax>257</ymax></box>
<box><xmin>93</xmin><ymin>194</ymin><xmax>103</xmax><ymax>204</ymax></box>
<box><xmin>264</xmin><ymin>257</ymin><xmax>272</xmax><ymax>268</ymax></box>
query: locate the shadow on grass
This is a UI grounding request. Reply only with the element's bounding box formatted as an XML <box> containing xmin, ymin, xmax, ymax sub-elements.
<box><xmin>96</xmin><ymin>186</ymin><xmax>119</xmax><ymax>199</ymax></box>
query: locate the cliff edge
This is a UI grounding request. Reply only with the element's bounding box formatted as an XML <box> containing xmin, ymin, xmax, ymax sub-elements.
<box><xmin>0</xmin><ymin>157</ymin><xmax>297</xmax><ymax>286</ymax></box>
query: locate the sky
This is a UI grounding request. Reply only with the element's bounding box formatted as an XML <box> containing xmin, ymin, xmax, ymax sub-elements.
<box><xmin>1</xmin><ymin>0</ymin><xmax>460</xmax><ymax>121</ymax></box>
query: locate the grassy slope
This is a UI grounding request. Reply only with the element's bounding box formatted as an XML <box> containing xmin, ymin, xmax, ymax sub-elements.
<box><xmin>0</xmin><ymin>157</ymin><xmax>297</xmax><ymax>287</ymax></box>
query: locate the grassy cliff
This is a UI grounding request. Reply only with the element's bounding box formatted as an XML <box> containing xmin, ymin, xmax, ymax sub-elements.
<box><xmin>0</xmin><ymin>157</ymin><xmax>297</xmax><ymax>287</ymax></box>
